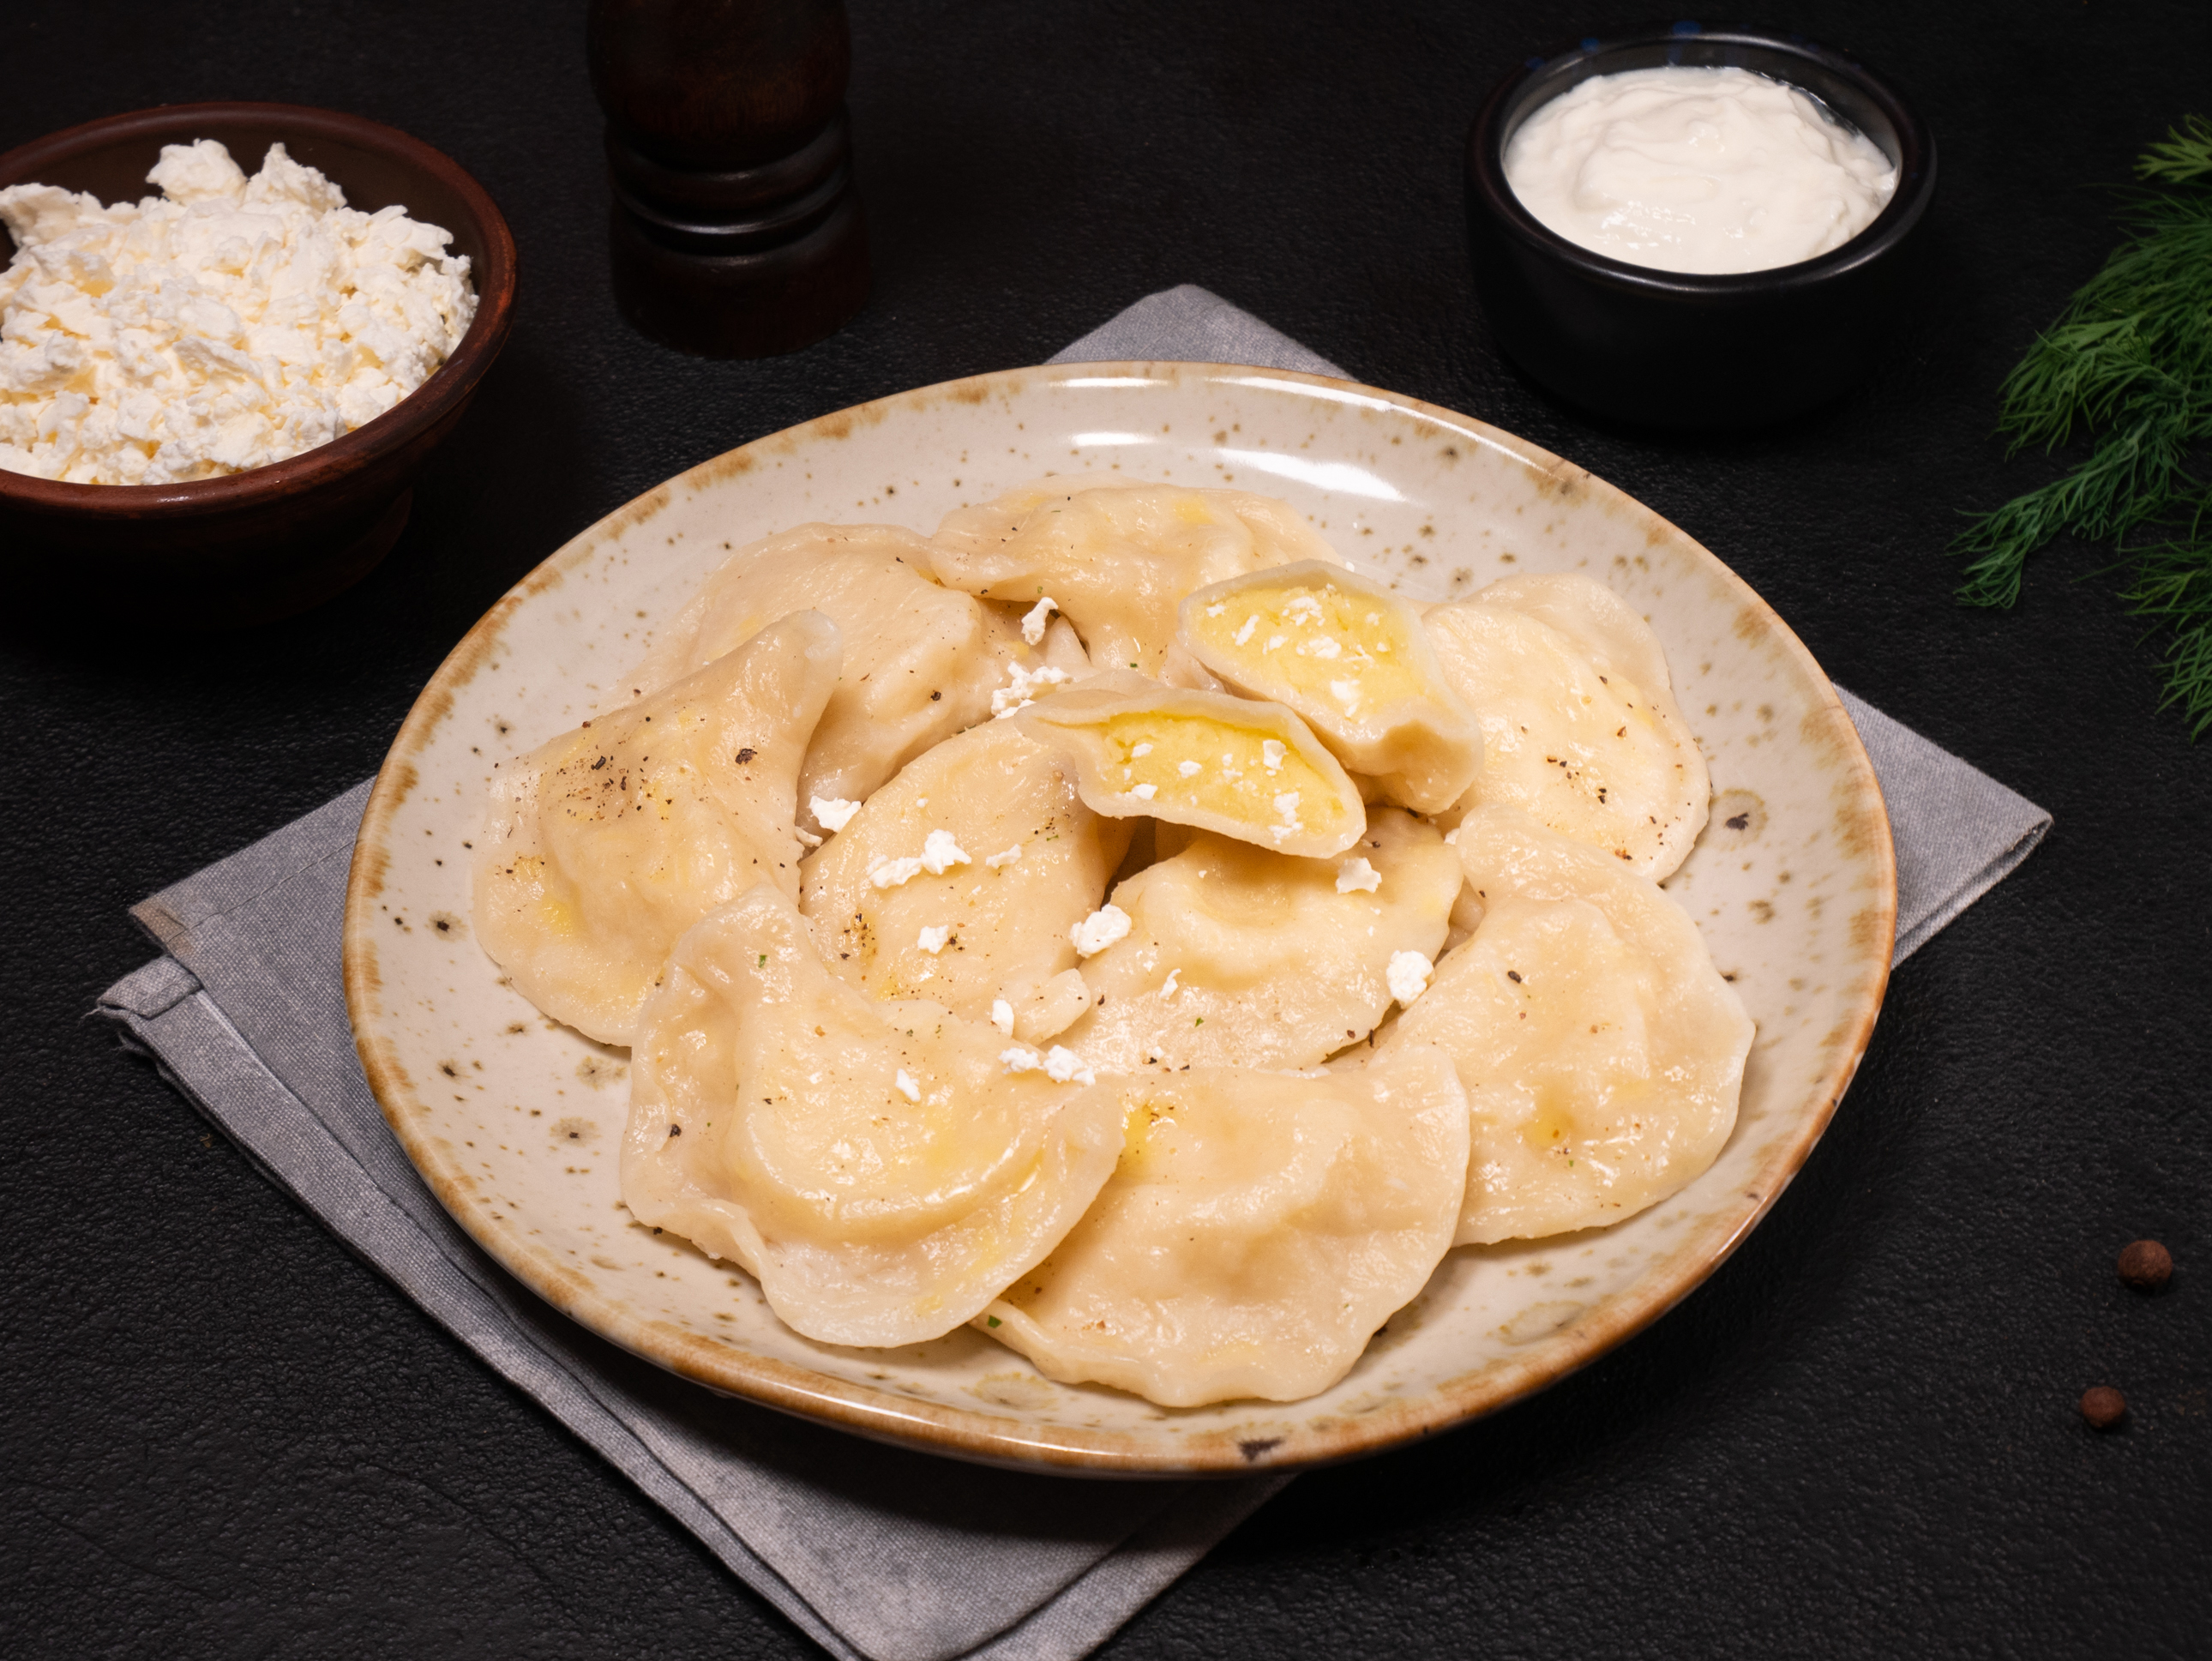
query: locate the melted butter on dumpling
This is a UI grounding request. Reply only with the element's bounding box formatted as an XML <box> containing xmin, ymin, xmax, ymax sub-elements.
<box><xmin>1382</xmin><ymin>803</ymin><xmax>1752</xmax><ymax>1244</ymax></box>
<box><xmin>1015</xmin><ymin>674</ymin><xmax>1367</xmax><ymax>858</ymax></box>
<box><xmin>929</xmin><ymin>478</ymin><xmax>1345</xmax><ymax>684</ymax></box>
<box><xmin>975</xmin><ymin>1048</ymin><xmax>1469</xmax><ymax>1406</ymax></box>
<box><xmin>1179</xmin><ymin>560</ymin><xmax>1482</xmax><ymax>813</ymax></box>
<box><xmin>799</xmin><ymin>719</ymin><xmax>1133</xmax><ymax>1026</ymax></box>
<box><xmin>621</xmin><ymin>523</ymin><xmax>1067</xmax><ymax>822</ymax></box>
<box><xmin>622</xmin><ymin>886</ymin><xmax>1125</xmax><ymax>1348</ymax></box>
<box><xmin>1424</xmin><ymin>572</ymin><xmax>1708</xmax><ymax>880</ymax></box>
<box><xmin>473</xmin><ymin>611</ymin><xmax>839</xmax><ymax>1044</ymax></box>
<box><xmin>1058</xmin><ymin>807</ymin><xmax>1461</xmax><ymax>1073</ymax></box>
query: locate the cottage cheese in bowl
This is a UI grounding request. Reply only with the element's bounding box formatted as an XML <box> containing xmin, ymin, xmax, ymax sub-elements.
<box><xmin>1503</xmin><ymin>65</ymin><xmax>1898</xmax><ymax>275</ymax></box>
<box><xmin>0</xmin><ymin>138</ymin><xmax>478</xmax><ymax>484</ymax></box>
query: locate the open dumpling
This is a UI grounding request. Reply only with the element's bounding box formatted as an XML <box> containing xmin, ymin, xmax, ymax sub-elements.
<box><xmin>1179</xmin><ymin>560</ymin><xmax>1482</xmax><ymax>813</ymax></box>
<box><xmin>473</xmin><ymin>611</ymin><xmax>839</xmax><ymax>1044</ymax></box>
<box><xmin>1380</xmin><ymin>803</ymin><xmax>1753</xmax><ymax>1244</ymax></box>
<box><xmin>1423</xmin><ymin>572</ymin><xmax>1708</xmax><ymax>880</ymax></box>
<box><xmin>622</xmin><ymin>886</ymin><xmax>1127</xmax><ymax>1347</ymax></box>
<box><xmin>1015</xmin><ymin>674</ymin><xmax>1367</xmax><ymax>858</ymax></box>
<box><xmin>799</xmin><ymin>718</ymin><xmax>1133</xmax><ymax>1026</ymax></box>
<box><xmin>1057</xmin><ymin>807</ymin><xmax>1462</xmax><ymax>1073</ymax></box>
<box><xmin>929</xmin><ymin>478</ymin><xmax>1345</xmax><ymax>685</ymax></box>
<box><xmin>620</xmin><ymin>522</ymin><xmax>1079</xmax><ymax>825</ymax></box>
<box><xmin>975</xmin><ymin>1048</ymin><xmax>1470</xmax><ymax>1406</ymax></box>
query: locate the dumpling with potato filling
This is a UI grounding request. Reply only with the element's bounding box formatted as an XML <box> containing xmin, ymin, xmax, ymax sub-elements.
<box><xmin>1381</xmin><ymin>803</ymin><xmax>1752</xmax><ymax>1245</ymax></box>
<box><xmin>620</xmin><ymin>522</ymin><xmax>1082</xmax><ymax>829</ymax></box>
<box><xmin>1014</xmin><ymin>673</ymin><xmax>1367</xmax><ymax>858</ymax></box>
<box><xmin>929</xmin><ymin>478</ymin><xmax>1345</xmax><ymax>685</ymax></box>
<box><xmin>1057</xmin><ymin>807</ymin><xmax>1462</xmax><ymax>1073</ymax></box>
<box><xmin>974</xmin><ymin>1048</ymin><xmax>1470</xmax><ymax>1407</ymax></box>
<box><xmin>622</xmin><ymin>886</ymin><xmax>1126</xmax><ymax>1348</ymax></box>
<box><xmin>1179</xmin><ymin>560</ymin><xmax>1482</xmax><ymax>812</ymax></box>
<box><xmin>800</xmin><ymin>718</ymin><xmax>1133</xmax><ymax>1027</ymax></box>
<box><xmin>473</xmin><ymin>610</ymin><xmax>839</xmax><ymax>1044</ymax></box>
<box><xmin>1424</xmin><ymin>571</ymin><xmax>1708</xmax><ymax>880</ymax></box>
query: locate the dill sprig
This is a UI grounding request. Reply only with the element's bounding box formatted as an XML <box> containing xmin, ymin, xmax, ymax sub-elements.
<box><xmin>1951</xmin><ymin>116</ymin><xmax>2212</xmax><ymax>736</ymax></box>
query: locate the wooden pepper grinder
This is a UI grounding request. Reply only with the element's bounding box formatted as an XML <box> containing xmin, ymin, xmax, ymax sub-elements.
<box><xmin>588</xmin><ymin>0</ymin><xmax>869</xmax><ymax>357</ymax></box>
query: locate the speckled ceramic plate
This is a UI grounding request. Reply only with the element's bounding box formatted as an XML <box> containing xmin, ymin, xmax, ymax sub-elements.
<box><xmin>345</xmin><ymin>364</ymin><xmax>1895</xmax><ymax>1476</ymax></box>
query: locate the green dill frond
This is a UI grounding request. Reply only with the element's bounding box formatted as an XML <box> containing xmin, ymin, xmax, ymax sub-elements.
<box><xmin>2135</xmin><ymin>112</ymin><xmax>2212</xmax><ymax>184</ymax></box>
<box><xmin>1950</xmin><ymin>115</ymin><xmax>2212</xmax><ymax>732</ymax></box>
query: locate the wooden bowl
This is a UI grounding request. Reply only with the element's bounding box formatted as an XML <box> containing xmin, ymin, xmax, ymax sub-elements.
<box><xmin>0</xmin><ymin>102</ymin><xmax>517</xmax><ymax>628</ymax></box>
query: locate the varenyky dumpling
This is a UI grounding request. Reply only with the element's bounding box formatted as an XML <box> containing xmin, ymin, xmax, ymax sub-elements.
<box><xmin>799</xmin><ymin>717</ymin><xmax>1133</xmax><ymax>1026</ymax></box>
<box><xmin>974</xmin><ymin>1048</ymin><xmax>1470</xmax><ymax>1406</ymax></box>
<box><xmin>1423</xmin><ymin>572</ymin><xmax>1709</xmax><ymax>881</ymax></box>
<box><xmin>928</xmin><ymin>478</ymin><xmax>1346</xmax><ymax>685</ymax></box>
<box><xmin>1179</xmin><ymin>560</ymin><xmax>1482</xmax><ymax>813</ymax></box>
<box><xmin>474</xmin><ymin>611</ymin><xmax>839</xmax><ymax>1044</ymax></box>
<box><xmin>1381</xmin><ymin>803</ymin><xmax>1753</xmax><ymax>1244</ymax></box>
<box><xmin>619</xmin><ymin>523</ymin><xmax>1082</xmax><ymax>827</ymax></box>
<box><xmin>1058</xmin><ymin>807</ymin><xmax>1462</xmax><ymax>1073</ymax></box>
<box><xmin>1015</xmin><ymin>674</ymin><xmax>1367</xmax><ymax>858</ymax></box>
<box><xmin>622</xmin><ymin>886</ymin><xmax>1126</xmax><ymax>1347</ymax></box>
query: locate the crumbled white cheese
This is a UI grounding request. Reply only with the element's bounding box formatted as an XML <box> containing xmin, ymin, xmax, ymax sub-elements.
<box><xmin>991</xmin><ymin>662</ymin><xmax>1069</xmax><ymax>717</ymax></box>
<box><xmin>1387</xmin><ymin>949</ymin><xmax>1434</xmax><ymax>1007</ymax></box>
<box><xmin>1001</xmin><ymin>1046</ymin><xmax>1042</xmax><ymax>1074</ymax></box>
<box><xmin>1284</xmin><ymin>594</ymin><xmax>1324</xmax><ymax>624</ymax></box>
<box><xmin>1336</xmin><ymin>857</ymin><xmax>1381</xmax><ymax>894</ymax></box>
<box><xmin>1021</xmin><ymin>595</ymin><xmax>1057</xmax><ymax>644</ymax></box>
<box><xmin>920</xmin><ymin>829</ymin><xmax>971</xmax><ymax>874</ymax></box>
<box><xmin>1233</xmin><ymin>615</ymin><xmax>1257</xmax><ymax>647</ymax></box>
<box><xmin>1205</xmin><ymin>602</ymin><xmax>1226</xmax><ymax>617</ymax></box>
<box><xmin>869</xmin><ymin>855</ymin><xmax>923</xmax><ymax>889</ymax></box>
<box><xmin>1159</xmin><ymin>967</ymin><xmax>1181</xmax><ymax>999</ymax></box>
<box><xmin>917</xmin><ymin>924</ymin><xmax>951</xmax><ymax>954</ymax></box>
<box><xmin>1130</xmin><ymin>742</ymin><xmax>1154</xmax><ymax>758</ymax></box>
<box><xmin>1330</xmin><ymin>678</ymin><xmax>1361</xmax><ymax>709</ymax></box>
<box><xmin>990</xmin><ymin>999</ymin><xmax>1015</xmax><ymax>1035</ymax></box>
<box><xmin>1131</xmin><ymin>782</ymin><xmax>1157</xmax><ymax>800</ymax></box>
<box><xmin>1302</xmin><ymin>636</ymin><xmax>1342</xmax><ymax>659</ymax></box>
<box><xmin>893</xmin><ymin>1068</ymin><xmax>921</xmax><ymax>1102</ymax></box>
<box><xmin>0</xmin><ymin>139</ymin><xmax>478</xmax><ymax>484</ymax></box>
<box><xmin>1070</xmin><ymin>904</ymin><xmax>1132</xmax><ymax>957</ymax></box>
<box><xmin>983</xmin><ymin>843</ymin><xmax>1024</xmax><ymax>869</ymax></box>
<box><xmin>1043</xmin><ymin>1045</ymin><xmax>1096</xmax><ymax>1086</ymax></box>
<box><xmin>1177</xmin><ymin>759</ymin><xmax>1202</xmax><ymax>778</ymax></box>
<box><xmin>1261</xmin><ymin>739</ymin><xmax>1286</xmax><ymax>772</ymax></box>
<box><xmin>794</xmin><ymin>826</ymin><xmax>823</xmax><ymax>848</ymax></box>
<box><xmin>810</xmin><ymin>795</ymin><xmax>862</xmax><ymax>832</ymax></box>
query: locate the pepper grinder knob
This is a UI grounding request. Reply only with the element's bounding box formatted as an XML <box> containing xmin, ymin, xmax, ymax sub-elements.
<box><xmin>587</xmin><ymin>0</ymin><xmax>870</xmax><ymax>357</ymax></box>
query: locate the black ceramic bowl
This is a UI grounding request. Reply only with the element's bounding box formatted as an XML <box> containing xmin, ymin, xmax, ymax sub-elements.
<box><xmin>0</xmin><ymin>102</ymin><xmax>517</xmax><ymax>627</ymax></box>
<box><xmin>1464</xmin><ymin>22</ymin><xmax>1936</xmax><ymax>430</ymax></box>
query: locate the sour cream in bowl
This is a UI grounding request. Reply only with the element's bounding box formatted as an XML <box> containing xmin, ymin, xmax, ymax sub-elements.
<box><xmin>1502</xmin><ymin>65</ymin><xmax>1900</xmax><ymax>277</ymax></box>
<box><xmin>1463</xmin><ymin>25</ymin><xmax>1936</xmax><ymax>430</ymax></box>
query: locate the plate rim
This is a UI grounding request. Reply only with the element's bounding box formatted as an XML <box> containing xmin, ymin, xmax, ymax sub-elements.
<box><xmin>344</xmin><ymin>361</ymin><xmax>1896</xmax><ymax>1477</ymax></box>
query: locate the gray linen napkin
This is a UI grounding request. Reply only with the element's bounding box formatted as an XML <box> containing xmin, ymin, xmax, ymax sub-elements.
<box><xmin>99</xmin><ymin>285</ymin><xmax>2048</xmax><ymax>1661</ymax></box>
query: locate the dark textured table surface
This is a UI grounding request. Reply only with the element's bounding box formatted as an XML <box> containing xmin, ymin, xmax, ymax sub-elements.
<box><xmin>5</xmin><ymin>3</ymin><xmax>2208</xmax><ymax>1656</ymax></box>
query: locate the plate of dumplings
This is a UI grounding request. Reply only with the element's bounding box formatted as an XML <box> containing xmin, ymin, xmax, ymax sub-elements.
<box><xmin>345</xmin><ymin>363</ymin><xmax>1895</xmax><ymax>1473</ymax></box>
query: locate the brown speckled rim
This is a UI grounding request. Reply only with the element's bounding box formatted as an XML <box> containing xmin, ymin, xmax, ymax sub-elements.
<box><xmin>345</xmin><ymin>364</ymin><xmax>1896</xmax><ymax>1477</ymax></box>
<box><xmin>0</xmin><ymin>100</ymin><xmax>517</xmax><ymax>517</ymax></box>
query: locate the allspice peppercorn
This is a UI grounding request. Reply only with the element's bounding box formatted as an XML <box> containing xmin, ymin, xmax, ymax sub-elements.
<box><xmin>2080</xmin><ymin>1386</ymin><xmax>2127</xmax><ymax>1430</ymax></box>
<box><xmin>2117</xmin><ymin>1239</ymin><xmax>2173</xmax><ymax>1291</ymax></box>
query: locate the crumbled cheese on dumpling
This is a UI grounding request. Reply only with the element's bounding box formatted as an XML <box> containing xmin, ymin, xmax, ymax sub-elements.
<box><xmin>1070</xmin><ymin>904</ymin><xmax>1132</xmax><ymax>957</ymax></box>
<box><xmin>1387</xmin><ymin>949</ymin><xmax>1434</xmax><ymax>1008</ymax></box>
<box><xmin>0</xmin><ymin>138</ymin><xmax>478</xmax><ymax>484</ymax></box>
<box><xmin>1336</xmin><ymin>856</ymin><xmax>1381</xmax><ymax>894</ymax></box>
